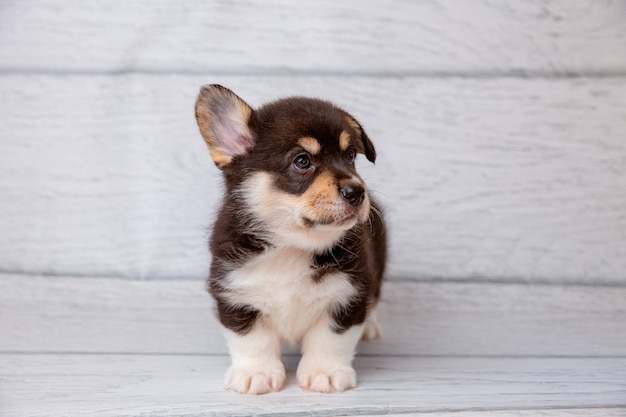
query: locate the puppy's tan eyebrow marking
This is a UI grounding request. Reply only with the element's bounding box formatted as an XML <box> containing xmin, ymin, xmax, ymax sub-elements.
<box><xmin>344</xmin><ymin>115</ymin><xmax>362</xmax><ymax>134</ymax></box>
<box><xmin>298</xmin><ymin>136</ymin><xmax>321</xmax><ymax>155</ymax></box>
<box><xmin>339</xmin><ymin>131</ymin><xmax>351</xmax><ymax>151</ymax></box>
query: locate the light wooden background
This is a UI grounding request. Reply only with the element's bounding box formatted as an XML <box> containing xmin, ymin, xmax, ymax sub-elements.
<box><xmin>2</xmin><ymin>2</ymin><xmax>626</xmax><ymax>416</ymax></box>
<box><xmin>1</xmin><ymin>0</ymin><xmax>626</xmax><ymax>285</ymax></box>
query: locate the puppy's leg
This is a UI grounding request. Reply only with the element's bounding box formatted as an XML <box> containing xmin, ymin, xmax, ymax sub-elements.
<box><xmin>297</xmin><ymin>316</ymin><xmax>364</xmax><ymax>393</ymax></box>
<box><xmin>223</xmin><ymin>323</ymin><xmax>285</xmax><ymax>395</ymax></box>
<box><xmin>361</xmin><ymin>309</ymin><xmax>382</xmax><ymax>341</ymax></box>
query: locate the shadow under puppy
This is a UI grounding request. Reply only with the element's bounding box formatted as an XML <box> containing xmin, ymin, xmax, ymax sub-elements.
<box><xmin>194</xmin><ymin>85</ymin><xmax>386</xmax><ymax>394</ymax></box>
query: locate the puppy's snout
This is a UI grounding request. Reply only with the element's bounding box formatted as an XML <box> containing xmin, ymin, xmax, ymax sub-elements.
<box><xmin>340</xmin><ymin>181</ymin><xmax>365</xmax><ymax>207</ymax></box>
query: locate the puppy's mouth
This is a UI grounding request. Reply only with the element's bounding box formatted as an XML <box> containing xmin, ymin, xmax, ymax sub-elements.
<box><xmin>301</xmin><ymin>214</ymin><xmax>358</xmax><ymax>229</ymax></box>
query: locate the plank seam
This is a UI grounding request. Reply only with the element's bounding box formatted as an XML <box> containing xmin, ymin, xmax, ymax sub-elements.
<box><xmin>2</xmin><ymin>352</ymin><xmax>626</xmax><ymax>359</ymax></box>
<box><xmin>192</xmin><ymin>404</ymin><xmax>626</xmax><ymax>417</ymax></box>
<box><xmin>2</xmin><ymin>270</ymin><xmax>625</xmax><ymax>289</ymax></box>
<box><xmin>2</xmin><ymin>67</ymin><xmax>626</xmax><ymax>80</ymax></box>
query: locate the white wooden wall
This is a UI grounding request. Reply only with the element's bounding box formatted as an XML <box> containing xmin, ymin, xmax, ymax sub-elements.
<box><xmin>1</xmin><ymin>0</ymin><xmax>625</xmax><ymax>284</ymax></box>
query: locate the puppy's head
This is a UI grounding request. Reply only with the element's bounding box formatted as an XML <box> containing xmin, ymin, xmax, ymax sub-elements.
<box><xmin>195</xmin><ymin>84</ymin><xmax>376</xmax><ymax>251</ymax></box>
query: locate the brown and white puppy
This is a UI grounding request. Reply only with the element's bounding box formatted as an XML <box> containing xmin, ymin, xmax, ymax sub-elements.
<box><xmin>194</xmin><ymin>85</ymin><xmax>386</xmax><ymax>395</ymax></box>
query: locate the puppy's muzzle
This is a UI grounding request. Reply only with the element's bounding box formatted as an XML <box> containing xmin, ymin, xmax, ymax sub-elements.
<box><xmin>339</xmin><ymin>181</ymin><xmax>365</xmax><ymax>207</ymax></box>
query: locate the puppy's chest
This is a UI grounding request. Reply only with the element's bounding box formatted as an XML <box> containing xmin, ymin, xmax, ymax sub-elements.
<box><xmin>225</xmin><ymin>247</ymin><xmax>355</xmax><ymax>340</ymax></box>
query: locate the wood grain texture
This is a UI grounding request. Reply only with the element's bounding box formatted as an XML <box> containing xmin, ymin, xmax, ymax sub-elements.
<box><xmin>1</xmin><ymin>75</ymin><xmax>625</xmax><ymax>283</ymax></box>
<box><xmin>1</xmin><ymin>0</ymin><xmax>625</xmax><ymax>75</ymax></box>
<box><xmin>1</xmin><ymin>274</ymin><xmax>625</xmax><ymax>357</ymax></box>
<box><xmin>1</xmin><ymin>354</ymin><xmax>625</xmax><ymax>416</ymax></box>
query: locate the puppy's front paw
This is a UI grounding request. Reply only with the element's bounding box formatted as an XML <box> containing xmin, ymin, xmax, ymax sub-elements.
<box><xmin>297</xmin><ymin>361</ymin><xmax>357</xmax><ymax>393</ymax></box>
<box><xmin>224</xmin><ymin>363</ymin><xmax>286</xmax><ymax>395</ymax></box>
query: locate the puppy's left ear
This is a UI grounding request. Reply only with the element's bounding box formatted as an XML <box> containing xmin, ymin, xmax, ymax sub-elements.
<box><xmin>195</xmin><ymin>84</ymin><xmax>255</xmax><ymax>169</ymax></box>
<box><xmin>344</xmin><ymin>114</ymin><xmax>376</xmax><ymax>163</ymax></box>
<box><xmin>358</xmin><ymin>128</ymin><xmax>377</xmax><ymax>163</ymax></box>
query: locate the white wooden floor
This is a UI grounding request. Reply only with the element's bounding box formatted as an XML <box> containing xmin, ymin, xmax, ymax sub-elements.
<box><xmin>2</xmin><ymin>274</ymin><xmax>625</xmax><ymax>416</ymax></box>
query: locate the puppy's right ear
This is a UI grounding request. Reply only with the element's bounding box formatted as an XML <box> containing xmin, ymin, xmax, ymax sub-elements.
<box><xmin>195</xmin><ymin>85</ymin><xmax>255</xmax><ymax>169</ymax></box>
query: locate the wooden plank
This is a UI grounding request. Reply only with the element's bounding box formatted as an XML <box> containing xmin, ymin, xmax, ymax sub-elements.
<box><xmin>1</xmin><ymin>1</ymin><xmax>626</xmax><ymax>75</ymax></box>
<box><xmin>375</xmin><ymin>412</ymin><xmax>626</xmax><ymax>417</ymax></box>
<box><xmin>360</xmin><ymin>412</ymin><xmax>626</xmax><ymax>417</ymax></box>
<box><xmin>1</xmin><ymin>275</ymin><xmax>625</xmax><ymax>357</ymax></box>
<box><xmin>1</xmin><ymin>75</ymin><xmax>625</xmax><ymax>283</ymax></box>
<box><xmin>1</xmin><ymin>354</ymin><xmax>625</xmax><ymax>416</ymax></box>
<box><xmin>345</xmin><ymin>412</ymin><xmax>626</xmax><ymax>417</ymax></box>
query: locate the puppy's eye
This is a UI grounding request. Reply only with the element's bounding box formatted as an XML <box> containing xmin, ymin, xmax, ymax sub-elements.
<box><xmin>293</xmin><ymin>154</ymin><xmax>312</xmax><ymax>171</ymax></box>
<box><xmin>346</xmin><ymin>149</ymin><xmax>357</xmax><ymax>165</ymax></box>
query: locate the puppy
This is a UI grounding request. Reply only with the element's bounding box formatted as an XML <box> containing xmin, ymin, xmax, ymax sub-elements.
<box><xmin>194</xmin><ymin>85</ymin><xmax>386</xmax><ymax>395</ymax></box>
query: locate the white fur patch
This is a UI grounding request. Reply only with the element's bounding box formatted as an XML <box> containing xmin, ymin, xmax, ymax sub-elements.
<box><xmin>297</xmin><ymin>319</ymin><xmax>364</xmax><ymax>393</ymax></box>
<box><xmin>223</xmin><ymin>325</ymin><xmax>285</xmax><ymax>395</ymax></box>
<box><xmin>223</xmin><ymin>246</ymin><xmax>356</xmax><ymax>345</ymax></box>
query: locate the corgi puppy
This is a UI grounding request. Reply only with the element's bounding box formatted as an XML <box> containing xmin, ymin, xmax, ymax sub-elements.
<box><xmin>194</xmin><ymin>85</ymin><xmax>386</xmax><ymax>395</ymax></box>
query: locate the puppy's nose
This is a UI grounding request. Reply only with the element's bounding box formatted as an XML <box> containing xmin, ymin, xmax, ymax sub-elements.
<box><xmin>340</xmin><ymin>182</ymin><xmax>365</xmax><ymax>206</ymax></box>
